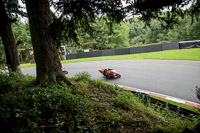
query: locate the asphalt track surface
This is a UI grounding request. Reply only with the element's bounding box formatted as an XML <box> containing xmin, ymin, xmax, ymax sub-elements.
<box><xmin>22</xmin><ymin>59</ymin><xmax>200</xmax><ymax>104</ymax></box>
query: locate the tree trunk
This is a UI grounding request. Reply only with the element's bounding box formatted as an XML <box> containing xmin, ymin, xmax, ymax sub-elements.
<box><xmin>25</xmin><ymin>0</ymin><xmax>71</xmax><ymax>85</ymax></box>
<box><xmin>0</xmin><ymin>0</ymin><xmax>23</xmax><ymax>74</ymax></box>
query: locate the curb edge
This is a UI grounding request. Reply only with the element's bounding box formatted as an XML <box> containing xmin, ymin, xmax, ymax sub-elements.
<box><xmin>117</xmin><ymin>85</ymin><xmax>200</xmax><ymax>109</ymax></box>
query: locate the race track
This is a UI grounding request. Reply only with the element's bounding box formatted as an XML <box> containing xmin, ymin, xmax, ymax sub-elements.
<box><xmin>22</xmin><ymin>59</ymin><xmax>200</xmax><ymax>104</ymax></box>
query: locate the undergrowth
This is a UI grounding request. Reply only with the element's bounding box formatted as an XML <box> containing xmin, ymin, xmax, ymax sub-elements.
<box><xmin>0</xmin><ymin>72</ymin><xmax>199</xmax><ymax>133</ymax></box>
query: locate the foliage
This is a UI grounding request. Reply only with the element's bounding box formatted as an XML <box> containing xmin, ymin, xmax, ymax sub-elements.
<box><xmin>0</xmin><ymin>21</ymin><xmax>33</xmax><ymax>64</ymax></box>
<box><xmin>74</xmin><ymin>71</ymin><xmax>91</xmax><ymax>81</ymax></box>
<box><xmin>126</xmin><ymin>0</ymin><xmax>200</xmax><ymax>27</ymax></box>
<box><xmin>0</xmin><ymin>72</ymin><xmax>35</xmax><ymax>95</ymax></box>
<box><xmin>0</xmin><ymin>72</ymin><xmax>198</xmax><ymax>132</ymax></box>
<box><xmin>112</xmin><ymin>91</ymin><xmax>137</xmax><ymax>110</ymax></box>
<box><xmin>12</xmin><ymin>22</ymin><xmax>32</xmax><ymax>50</ymax></box>
<box><xmin>51</xmin><ymin>0</ymin><xmax>126</xmax><ymax>45</ymax></box>
<box><xmin>12</xmin><ymin>22</ymin><xmax>33</xmax><ymax>63</ymax></box>
<box><xmin>61</xmin><ymin>18</ymin><xmax>130</xmax><ymax>52</ymax></box>
<box><xmin>0</xmin><ymin>82</ymin><xmax>89</xmax><ymax>132</ymax></box>
<box><xmin>88</xmin><ymin>19</ymin><xmax>129</xmax><ymax>50</ymax></box>
<box><xmin>127</xmin><ymin>14</ymin><xmax>200</xmax><ymax>46</ymax></box>
<box><xmin>167</xmin><ymin>15</ymin><xmax>200</xmax><ymax>42</ymax></box>
<box><xmin>0</xmin><ymin>39</ymin><xmax>6</xmax><ymax>64</ymax></box>
<box><xmin>0</xmin><ymin>0</ymin><xmax>25</xmax><ymax>19</ymax></box>
<box><xmin>50</xmin><ymin>0</ymin><xmax>200</xmax><ymax>45</ymax></box>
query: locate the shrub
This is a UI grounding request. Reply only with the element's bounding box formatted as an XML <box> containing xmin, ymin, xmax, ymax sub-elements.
<box><xmin>0</xmin><ymin>72</ymin><xmax>35</xmax><ymax>94</ymax></box>
<box><xmin>112</xmin><ymin>91</ymin><xmax>136</xmax><ymax>110</ymax></box>
<box><xmin>90</xmin><ymin>79</ymin><xmax>122</xmax><ymax>93</ymax></box>
<box><xmin>0</xmin><ymin>82</ymin><xmax>89</xmax><ymax>133</ymax></box>
<box><xmin>74</xmin><ymin>71</ymin><xmax>91</xmax><ymax>81</ymax></box>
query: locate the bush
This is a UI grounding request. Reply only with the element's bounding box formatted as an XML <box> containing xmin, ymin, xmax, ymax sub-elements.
<box><xmin>74</xmin><ymin>71</ymin><xmax>91</xmax><ymax>81</ymax></box>
<box><xmin>112</xmin><ymin>91</ymin><xmax>136</xmax><ymax>110</ymax></box>
<box><xmin>90</xmin><ymin>79</ymin><xmax>121</xmax><ymax>92</ymax></box>
<box><xmin>0</xmin><ymin>72</ymin><xmax>35</xmax><ymax>94</ymax></box>
<box><xmin>0</xmin><ymin>82</ymin><xmax>89</xmax><ymax>133</ymax></box>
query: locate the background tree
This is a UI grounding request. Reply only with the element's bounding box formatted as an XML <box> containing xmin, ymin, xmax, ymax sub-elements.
<box><xmin>0</xmin><ymin>0</ymin><xmax>23</xmax><ymax>74</ymax></box>
<box><xmin>127</xmin><ymin>14</ymin><xmax>200</xmax><ymax>46</ymax></box>
<box><xmin>167</xmin><ymin>15</ymin><xmax>200</xmax><ymax>42</ymax></box>
<box><xmin>126</xmin><ymin>0</ymin><xmax>200</xmax><ymax>45</ymax></box>
<box><xmin>127</xmin><ymin>19</ymin><xmax>146</xmax><ymax>46</ymax></box>
<box><xmin>144</xmin><ymin>20</ymin><xmax>168</xmax><ymax>44</ymax></box>
<box><xmin>12</xmin><ymin>22</ymin><xmax>33</xmax><ymax>63</ymax></box>
<box><xmin>75</xmin><ymin>18</ymin><xmax>129</xmax><ymax>51</ymax></box>
<box><xmin>12</xmin><ymin>22</ymin><xmax>32</xmax><ymax>50</ymax></box>
<box><xmin>92</xmin><ymin>20</ymin><xmax>129</xmax><ymax>50</ymax></box>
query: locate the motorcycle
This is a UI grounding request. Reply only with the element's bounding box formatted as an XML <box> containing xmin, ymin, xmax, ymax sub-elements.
<box><xmin>99</xmin><ymin>68</ymin><xmax>121</xmax><ymax>79</ymax></box>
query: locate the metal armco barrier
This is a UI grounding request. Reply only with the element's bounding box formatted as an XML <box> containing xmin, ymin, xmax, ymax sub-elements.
<box><xmin>134</xmin><ymin>92</ymin><xmax>200</xmax><ymax>120</ymax></box>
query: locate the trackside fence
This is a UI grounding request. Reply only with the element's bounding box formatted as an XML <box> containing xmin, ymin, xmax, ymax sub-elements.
<box><xmin>66</xmin><ymin>41</ymin><xmax>200</xmax><ymax>60</ymax></box>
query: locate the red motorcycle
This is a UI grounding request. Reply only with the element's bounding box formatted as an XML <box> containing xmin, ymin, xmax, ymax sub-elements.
<box><xmin>99</xmin><ymin>68</ymin><xmax>121</xmax><ymax>79</ymax></box>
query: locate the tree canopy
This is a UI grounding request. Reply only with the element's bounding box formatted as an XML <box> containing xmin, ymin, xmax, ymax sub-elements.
<box><xmin>47</xmin><ymin>0</ymin><xmax>200</xmax><ymax>45</ymax></box>
<box><xmin>126</xmin><ymin>0</ymin><xmax>199</xmax><ymax>25</ymax></box>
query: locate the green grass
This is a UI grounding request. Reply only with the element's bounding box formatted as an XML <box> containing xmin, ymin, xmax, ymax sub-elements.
<box><xmin>20</xmin><ymin>48</ymin><xmax>200</xmax><ymax>68</ymax></box>
<box><xmin>20</xmin><ymin>63</ymin><xmax>36</xmax><ymax>68</ymax></box>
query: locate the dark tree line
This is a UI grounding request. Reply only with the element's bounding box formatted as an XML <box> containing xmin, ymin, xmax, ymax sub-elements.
<box><xmin>0</xmin><ymin>0</ymin><xmax>199</xmax><ymax>85</ymax></box>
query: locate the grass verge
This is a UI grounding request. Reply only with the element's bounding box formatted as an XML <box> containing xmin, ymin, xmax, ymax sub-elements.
<box><xmin>0</xmin><ymin>72</ymin><xmax>199</xmax><ymax>133</ymax></box>
<box><xmin>20</xmin><ymin>48</ymin><xmax>200</xmax><ymax>68</ymax></box>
